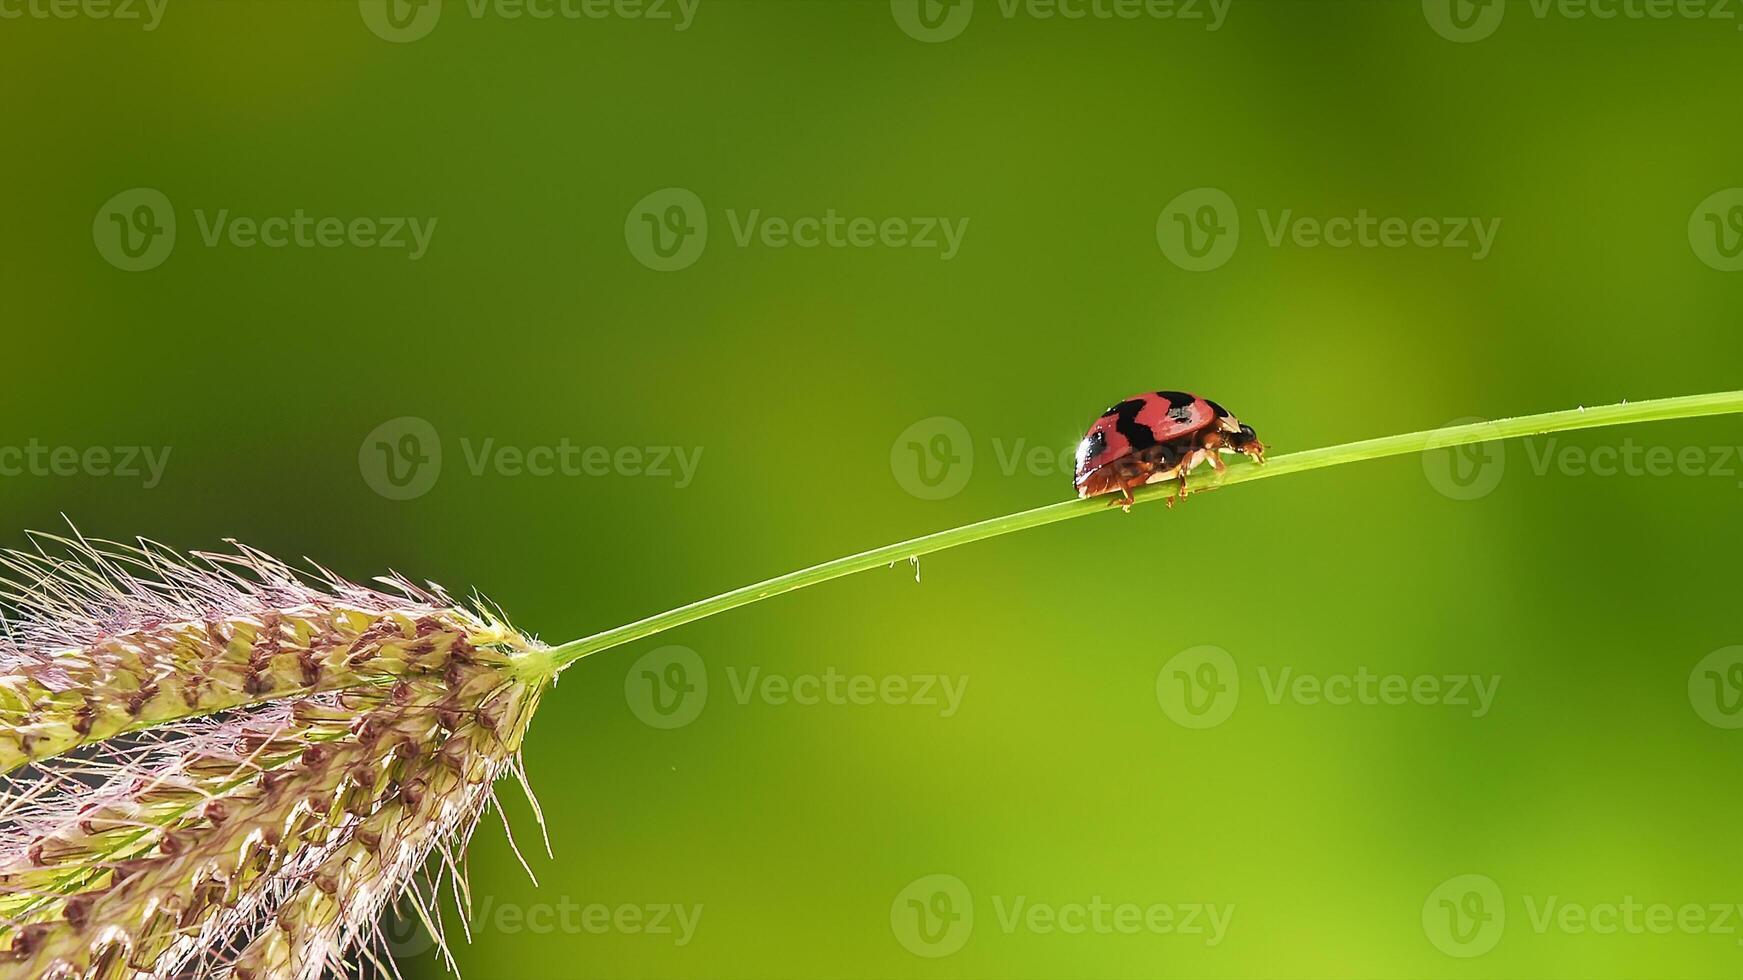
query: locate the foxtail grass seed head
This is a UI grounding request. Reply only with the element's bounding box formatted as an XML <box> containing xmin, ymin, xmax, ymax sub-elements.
<box><xmin>0</xmin><ymin>532</ymin><xmax>548</xmax><ymax>978</ymax></box>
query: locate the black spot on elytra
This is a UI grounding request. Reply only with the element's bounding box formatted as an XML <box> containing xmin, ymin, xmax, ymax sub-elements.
<box><xmin>1108</xmin><ymin>398</ymin><xmax>1157</xmax><ymax>451</ymax></box>
<box><xmin>1205</xmin><ymin>398</ymin><xmax>1230</xmax><ymax>418</ymax></box>
<box><xmin>1155</xmin><ymin>390</ymin><xmax>1195</xmax><ymax>408</ymax></box>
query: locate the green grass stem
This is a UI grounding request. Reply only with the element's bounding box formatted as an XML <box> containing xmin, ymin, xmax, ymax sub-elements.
<box><xmin>524</xmin><ymin>391</ymin><xmax>1743</xmax><ymax>681</ymax></box>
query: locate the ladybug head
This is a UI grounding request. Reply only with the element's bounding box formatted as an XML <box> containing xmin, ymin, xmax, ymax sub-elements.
<box><xmin>1228</xmin><ymin>423</ymin><xmax>1265</xmax><ymax>463</ymax></box>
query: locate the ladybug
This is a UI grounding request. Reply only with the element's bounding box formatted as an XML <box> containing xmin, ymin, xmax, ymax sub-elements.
<box><xmin>1073</xmin><ymin>390</ymin><xmax>1265</xmax><ymax>508</ymax></box>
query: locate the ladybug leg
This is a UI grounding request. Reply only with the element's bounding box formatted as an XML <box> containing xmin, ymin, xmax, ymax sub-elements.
<box><xmin>1102</xmin><ymin>472</ymin><xmax>1142</xmax><ymax>511</ymax></box>
<box><xmin>1156</xmin><ymin>467</ymin><xmax>1182</xmax><ymax>510</ymax></box>
<box><xmin>1204</xmin><ymin>443</ymin><xmax>1228</xmax><ymax>475</ymax></box>
<box><xmin>1191</xmin><ymin>430</ymin><xmax>1229</xmax><ymax>476</ymax></box>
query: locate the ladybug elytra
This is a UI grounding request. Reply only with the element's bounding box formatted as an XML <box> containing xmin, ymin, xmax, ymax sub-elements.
<box><xmin>1073</xmin><ymin>390</ymin><xmax>1265</xmax><ymax>508</ymax></box>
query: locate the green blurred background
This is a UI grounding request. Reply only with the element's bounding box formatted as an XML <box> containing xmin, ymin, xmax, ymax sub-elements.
<box><xmin>4</xmin><ymin>0</ymin><xmax>1743</xmax><ymax>975</ymax></box>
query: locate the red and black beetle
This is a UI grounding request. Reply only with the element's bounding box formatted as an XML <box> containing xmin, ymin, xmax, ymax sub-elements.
<box><xmin>1073</xmin><ymin>391</ymin><xmax>1265</xmax><ymax>508</ymax></box>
